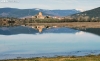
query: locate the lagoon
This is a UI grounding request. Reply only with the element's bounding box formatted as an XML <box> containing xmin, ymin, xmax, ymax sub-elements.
<box><xmin>0</xmin><ymin>26</ymin><xmax>100</xmax><ymax>59</ymax></box>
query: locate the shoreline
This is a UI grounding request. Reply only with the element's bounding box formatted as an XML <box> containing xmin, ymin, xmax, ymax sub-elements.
<box><xmin>1</xmin><ymin>50</ymin><xmax>100</xmax><ymax>61</ymax></box>
<box><xmin>26</xmin><ymin>22</ymin><xmax>100</xmax><ymax>28</ymax></box>
<box><xmin>1</xmin><ymin>54</ymin><xmax>100</xmax><ymax>61</ymax></box>
<box><xmin>1</xmin><ymin>22</ymin><xmax>100</xmax><ymax>28</ymax></box>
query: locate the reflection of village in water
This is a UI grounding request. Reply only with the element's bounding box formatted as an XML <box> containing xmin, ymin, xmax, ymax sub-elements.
<box><xmin>0</xmin><ymin>23</ymin><xmax>86</xmax><ymax>33</ymax></box>
<box><xmin>0</xmin><ymin>20</ymin><xmax>58</xmax><ymax>33</ymax></box>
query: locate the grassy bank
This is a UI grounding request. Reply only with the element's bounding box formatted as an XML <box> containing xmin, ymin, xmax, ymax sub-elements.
<box><xmin>1</xmin><ymin>55</ymin><xmax>100</xmax><ymax>61</ymax></box>
<box><xmin>26</xmin><ymin>22</ymin><xmax>100</xmax><ymax>28</ymax></box>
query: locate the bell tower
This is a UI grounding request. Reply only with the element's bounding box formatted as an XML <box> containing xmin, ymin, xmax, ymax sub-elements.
<box><xmin>38</xmin><ymin>12</ymin><xmax>43</xmax><ymax>16</ymax></box>
<box><xmin>36</xmin><ymin>12</ymin><xmax>44</xmax><ymax>19</ymax></box>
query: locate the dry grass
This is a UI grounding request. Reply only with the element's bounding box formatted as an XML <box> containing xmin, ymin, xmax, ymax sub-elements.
<box><xmin>1</xmin><ymin>55</ymin><xmax>100</xmax><ymax>61</ymax></box>
<box><xmin>26</xmin><ymin>22</ymin><xmax>100</xmax><ymax>28</ymax></box>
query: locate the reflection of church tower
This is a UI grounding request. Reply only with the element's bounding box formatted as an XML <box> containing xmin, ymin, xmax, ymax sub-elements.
<box><xmin>37</xmin><ymin>12</ymin><xmax>44</xmax><ymax>19</ymax></box>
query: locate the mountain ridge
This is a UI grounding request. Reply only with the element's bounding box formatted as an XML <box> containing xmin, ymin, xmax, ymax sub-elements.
<box><xmin>72</xmin><ymin>7</ymin><xmax>100</xmax><ymax>18</ymax></box>
<box><xmin>0</xmin><ymin>7</ymin><xmax>80</xmax><ymax>18</ymax></box>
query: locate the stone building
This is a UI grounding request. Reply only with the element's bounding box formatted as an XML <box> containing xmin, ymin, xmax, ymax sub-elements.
<box><xmin>37</xmin><ymin>12</ymin><xmax>44</xmax><ymax>19</ymax></box>
<box><xmin>35</xmin><ymin>12</ymin><xmax>45</xmax><ymax>19</ymax></box>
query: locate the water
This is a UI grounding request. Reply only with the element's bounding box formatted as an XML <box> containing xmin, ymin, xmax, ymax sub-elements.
<box><xmin>0</xmin><ymin>26</ymin><xmax>100</xmax><ymax>59</ymax></box>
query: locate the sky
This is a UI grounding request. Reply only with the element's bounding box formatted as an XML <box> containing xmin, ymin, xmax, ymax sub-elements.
<box><xmin>0</xmin><ymin>0</ymin><xmax>100</xmax><ymax>10</ymax></box>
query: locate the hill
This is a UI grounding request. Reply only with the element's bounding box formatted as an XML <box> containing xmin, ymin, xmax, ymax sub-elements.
<box><xmin>0</xmin><ymin>8</ymin><xmax>49</xmax><ymax>18</ymax></box>
<box><xmin>72</xmin><ymin>7</ymin><xmax>100</xmax><ymax>18</ymax></box>
<box><xmin>0</xmin><ymin>8</ymin><xmax>80</xmax><ymax>18</ymax></box>
<box><xmin>42</xmin><ymin>9</ymin><xmax>80</xmax><ymax>16</ymax></box>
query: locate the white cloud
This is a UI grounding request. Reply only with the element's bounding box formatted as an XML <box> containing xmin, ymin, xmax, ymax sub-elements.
<box><xmin>75</xmin><ymin>31</ymin><xmax>85</xmax><ymax>35</ymax></box>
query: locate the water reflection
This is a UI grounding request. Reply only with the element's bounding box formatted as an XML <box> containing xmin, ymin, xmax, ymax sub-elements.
<box><xmin>0</xmin><ymin>26</ymin><xmax>100</xmax><ymax>59</ymax></box>
<box><xmin>0</xmin><ymin>26</ymin><xmax>79</xmax><ymax>35</ymax></box>
<box><xmin>81</xmin><ymin>28</ymin><xmax>100</xmax><ymax>36</ymax></box>
<box><xmin>0</xmin><ymin>32</ymin><xmax>100</xmax><ymax>54</ymax></box>
<box><xmin>0</xmin><ymin>26</ymin><xmax>38</xmax><ymax>35</ymax></box>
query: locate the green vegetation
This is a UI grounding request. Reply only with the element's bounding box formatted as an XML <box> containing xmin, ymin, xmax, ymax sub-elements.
<box><xmin>24</xmin><ymin>18</ymin><xmax>62</xmax><ymax>23</ymax></box>
<box><xmin>63</xmin><ymin>16</ymin><xmax>100</xmax><ymax>22</ymax></box>
<box><xmin>1</xmin><ymin>55</ymin><xmax>100</xmax><ymax>61</ymax></box>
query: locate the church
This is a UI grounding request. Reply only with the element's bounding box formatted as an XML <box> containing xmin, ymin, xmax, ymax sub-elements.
<box><xmin>34</xmin><ymin>12</ymin><xmax>45</xmax><ymax>19</ymax></box>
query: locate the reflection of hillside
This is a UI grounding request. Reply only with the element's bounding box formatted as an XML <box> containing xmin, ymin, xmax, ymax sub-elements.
<box><xmin>0</xmin><ymin>26</ymin><xmax>79</xmax><ymax>35</ymax></box>
<box><xmin>0</xmin><ymin>26</ymin><xmax>100</xmax><ymax>36</ymax></box>
<box><xmin>42</xmin><ymin>27</ymin><xmax>79</xmax><ymax>33</ymax></box>
<box><xmin>0</xmin><ymin>26</ymin><xmax>38</xmax><ymax>35</ymax></box>
<box><xmin>80</xmin><ymin>28</ymin><xmax>100</xmax><ymax>36</ymax></box>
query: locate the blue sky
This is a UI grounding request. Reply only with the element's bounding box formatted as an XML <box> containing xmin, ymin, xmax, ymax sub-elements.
<box><xmin>0</xmin><ymin>0</ymin><xmax>100</xmax><ymax>10</ymax></box>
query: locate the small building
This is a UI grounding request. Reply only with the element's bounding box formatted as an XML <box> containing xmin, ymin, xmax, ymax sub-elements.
<box><xmin>53</xmin><ymin>16</ymin><xmax>64</xmax><ymax>20</ymax></box>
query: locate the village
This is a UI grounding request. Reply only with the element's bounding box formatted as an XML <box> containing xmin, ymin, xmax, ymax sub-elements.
<box><xmin>0</xmin><ymin>12</ymin><xmax>100</xmax><ymax>33</ymax></box>
<box><xmin>0</xmin><ymin>12</ymin><xmax>65</xmax><ymax>26</ymax></box>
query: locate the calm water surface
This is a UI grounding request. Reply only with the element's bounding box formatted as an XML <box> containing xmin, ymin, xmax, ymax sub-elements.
<box><xmin>0</xmin><ymin>26</ymin><xmax>100</xmax><ymax>59</ymax></box>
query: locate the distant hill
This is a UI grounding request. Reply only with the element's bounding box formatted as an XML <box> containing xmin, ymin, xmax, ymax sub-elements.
<box><xmin>42</xmin><ymin>9</ymin><xmax>80</xmax><ymax>16</ymax></box>
<box><xmin>0</xmin><ymin>8</ymin><xmax>49</xmax><ymax>18</ymax></box>
<box><xmin>72</xmin><ymin>7</ymin><xmax>100</xmax><ymax>18</ymax></box>
<box><xmin>0</xmin><ymin>8</ymin><xmax>80</xmax><ymax>18</ymax></box>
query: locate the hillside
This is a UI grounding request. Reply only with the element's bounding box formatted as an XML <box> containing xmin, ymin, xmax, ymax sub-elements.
<box><xmin>0</xmin><ymin>8</ymin><xmax>49</xmax><ymax>18</ymax></box>
<box><xmin>72</xmin><ymin>7</ymin><xmax>100</xmax><ymax>18</ymax></box>
<box><xmin>42</xmin><ymin>9</ymin><xmax>80</xmax><ymax>16</ymax></box>
<box><xmin>0</xmin><ymin>8</ymin><xmax>80</xmax><ymax>18</ymax></box>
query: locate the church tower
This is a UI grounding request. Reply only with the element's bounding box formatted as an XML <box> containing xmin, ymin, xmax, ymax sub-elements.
<box><xmin>37</xmin><ymin>12</ymin><xmax>44</xmax><ymax>19</ymax></box>
<box><xmin>38</xmin><ymin>12</ymin><xmax>43</xmax><ymax>16</ymax></box>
